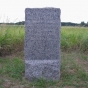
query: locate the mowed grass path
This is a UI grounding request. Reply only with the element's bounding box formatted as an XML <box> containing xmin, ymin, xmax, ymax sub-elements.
<box><xmin>0</xmin><ymin>25</ymin><xmax>88</xmax><ymax>88</ymax></box>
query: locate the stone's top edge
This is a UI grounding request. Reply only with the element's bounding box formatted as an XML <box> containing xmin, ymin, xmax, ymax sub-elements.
<box><xmin>25</xmin><ymin>7</ymin><xmax>60</xmax><ymax>9</ymax></box>
<box><xmin>25</xmin><ymin>8</ymin><xmax>61</xmax><ymax>11</ymax></box>
<box><xmin>25</xmin><ymin>8</ymin><xmax>61</xmax><ymax>14</ymax></box>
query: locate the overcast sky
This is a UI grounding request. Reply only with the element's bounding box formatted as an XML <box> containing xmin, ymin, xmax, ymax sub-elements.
<box><xmin>0</xmin><ymin>0</ymin><xmax>88</xmax><ymax>23</ymax></box>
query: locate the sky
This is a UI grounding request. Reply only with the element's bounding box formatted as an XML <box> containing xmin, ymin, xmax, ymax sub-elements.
<box><xmin>0</xmin><ymin>0</ymin><xmax>88</xmax><ymax>23</ymax></box>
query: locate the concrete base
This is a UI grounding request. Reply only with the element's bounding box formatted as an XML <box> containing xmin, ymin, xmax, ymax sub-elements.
<box><xmin>25</xmin><ymin>60</ymin><xmax>60</xmax><ymax>81</ymax></box>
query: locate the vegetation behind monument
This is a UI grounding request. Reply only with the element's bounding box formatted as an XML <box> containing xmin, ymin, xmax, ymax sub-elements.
<box><xmin>0</xmin><ymin>25</ymin><xmax>88</xmax><ymax>56</ymax></box>
<box><xmin>0</xmin><ymin>25</ymin><xmax>88</xmax><ymax>87</ymax></box>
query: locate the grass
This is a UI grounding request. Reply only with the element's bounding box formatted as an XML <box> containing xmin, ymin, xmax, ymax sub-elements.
<box><xmin>59</xmin><ymin>52</ymin><xmax>88</xmax><ymax>88</ymax></box>
<box><xmin>61</xmin><ymin>26</ymin><xmax>88</xmax><ymax>52</ymax></box>
<box><xmin>0</xmin><ymin>52</ymin><xmax>88</xmax><ymax>88</ymax></box>
<box><xmin>0</xmin><ymin>58</ymin><xmax>24</xmax><ymax>80</ymax></box>
<box><xmin>0</xmin><ymin>24</ymin><xmax>24</xmax><ymax>56</ymax></box>
<box><xmin>0</xmin><ymin>25</ymin><xmax>88</xmax><ymax>87</ymax></box>
<box><xmin>0</xmin><ymin>25</ymin><xmax>88</xmax><ymax>56</ymax></box>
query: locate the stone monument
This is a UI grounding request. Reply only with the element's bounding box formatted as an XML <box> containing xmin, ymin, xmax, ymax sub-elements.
<box><xmin>24</xmin><ymin>8</ymin><xmax>61</xmax><ymax>81</ymax></box>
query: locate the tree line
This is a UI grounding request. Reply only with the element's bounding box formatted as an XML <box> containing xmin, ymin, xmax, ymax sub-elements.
<box><xmin>61</xmin><ymin>21</ymin><xmax>88</xmax><ymax>26</ymax></box>
<box><xmin>0</xmin><ymin>21</ymin><xmax>88</xmax><ymax>27</ymax></box>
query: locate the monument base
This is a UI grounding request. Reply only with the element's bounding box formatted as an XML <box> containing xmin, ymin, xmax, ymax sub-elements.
<box><xmin>25</xmin><ymin>60</ymin><xmax>60</xmax><ymax>81</ymax></box>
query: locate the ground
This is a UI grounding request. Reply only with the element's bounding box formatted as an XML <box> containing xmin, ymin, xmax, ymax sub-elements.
<box><xmin>0</xmin><ymin>51</ymin><xmax>88</xmax><ymax>88</ymax></box>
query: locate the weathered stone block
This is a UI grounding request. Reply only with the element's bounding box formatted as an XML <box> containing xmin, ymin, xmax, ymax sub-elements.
<box><xmin>24</xmin><ymin>8</ymin><xmax>61</xmax><ymax>81</ymax></box>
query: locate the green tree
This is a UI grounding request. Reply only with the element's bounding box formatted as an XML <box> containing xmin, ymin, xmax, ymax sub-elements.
<box><xmin>80</xmin><ymin>21</ymin><xmax>85</xmax><ymax>26</ymax></box>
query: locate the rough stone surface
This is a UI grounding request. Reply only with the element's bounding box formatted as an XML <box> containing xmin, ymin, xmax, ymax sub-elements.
<box><xmin>24</xmin><ymin>8</ymin><xmax>61</xmax><ymax>81</ymax></box>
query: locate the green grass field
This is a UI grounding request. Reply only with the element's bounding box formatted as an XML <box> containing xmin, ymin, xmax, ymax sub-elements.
<box><xmin>0</xmin><ymin>25</ymin><xmax>88</xmax><ymax>88</ymax></box>
<box><xmin>61</xmin><ymin>26</ymin><xmax>88</xmax><ymax>51</ymax></box>
<box><xmin>0</xmin><ymin>25</ymin><xmax>24</xmax><ymax>56</ymax></box>
<box><xmin>0</xmin><ymin>25</ymin><xmax>88</xmax><ymax>56</ymax></box>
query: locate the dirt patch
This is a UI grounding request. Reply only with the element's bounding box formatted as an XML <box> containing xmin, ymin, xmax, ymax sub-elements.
<box><xmin>0</xmin><ymin>43</ymin><xmax>24</xmax><ymax>57</ymax></box>
<box><xmin>75</xmin><ymin>57</ymin><xmax>88</xmax><ymax>74</ymax></box>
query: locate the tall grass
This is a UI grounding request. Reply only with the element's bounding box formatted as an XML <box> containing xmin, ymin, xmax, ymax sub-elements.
<box><xmin>0</xmin><ymin>24</ymin><xmax>25</xmax><ymax>56</ymax></box>
<box><xmin>0</xmin><ymin>26</ymin><xmax>88</xmax><ymax>87</ymax></box>
<box><xmin>61</xmin><ymin>26</ymin><xmax>88</xmax><ymax>52</ymax></box>
<box><xmin>0</xmin><ymin>25</ymin><xmax>88</xmax><ymax>56</ymax></box>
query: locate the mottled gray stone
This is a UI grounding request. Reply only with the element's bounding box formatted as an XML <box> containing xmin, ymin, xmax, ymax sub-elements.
<box><xmin>24</xmin><ymin>8</ymin><xmax>61</xmax><ymax>81</ymax></box>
